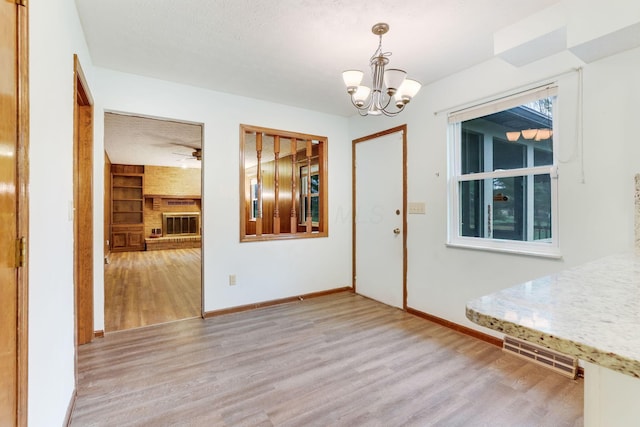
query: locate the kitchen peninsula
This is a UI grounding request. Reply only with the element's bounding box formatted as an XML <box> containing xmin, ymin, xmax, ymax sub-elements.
<box><xmin>466</xmin><ymin>252</ymin><xmax>640</xmax><ymax>427</ymax></box>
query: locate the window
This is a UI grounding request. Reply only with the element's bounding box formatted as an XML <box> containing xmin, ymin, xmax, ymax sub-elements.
<box><xmin>299</xmin><ymin>164</ymin><xmax>320</xmax><ymax>224</ymax></box>
<box><xmin>249</xmin><ymin>177</ymin><xmax>259</xmax><ymax>220</ymax></box>
<box><xmin>240</xmin><ymin>124</ymin><xmax>328</xmax><ymax>242</ymax></box>
<box><xmin>448</xmin><ymin>86</ymin><xmax>559</xmax><ymax>257</ymax></box>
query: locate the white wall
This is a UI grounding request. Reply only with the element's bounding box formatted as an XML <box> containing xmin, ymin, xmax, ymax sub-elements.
<box><xmin>93</xmin><ymin>68</ymin><xmax>352</xmax><ymax>320</ymax></box>
<box><xmin>348</xmin><ymin>47</ymin><xmax>640</xmax><ymax>330</ymax></box>
<box><xmin>29</xmin><ymin>0</ymin><xmax>97</xmax><ymax>425</ymax></box>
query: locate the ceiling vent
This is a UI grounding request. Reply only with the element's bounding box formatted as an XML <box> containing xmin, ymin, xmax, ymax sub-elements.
<box><xmin>503</xmin><ymin>336</ymin><xmax>577</xmax><ymax>379</ymax></box>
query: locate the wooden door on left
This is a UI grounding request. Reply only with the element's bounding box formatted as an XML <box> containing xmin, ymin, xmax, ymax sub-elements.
<box><xmin>0</xmin><ymin>1</ymin><xmax>29</xmax><ymax>425</ymax></box>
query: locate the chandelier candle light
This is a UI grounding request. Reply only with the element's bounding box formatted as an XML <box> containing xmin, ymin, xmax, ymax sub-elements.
<box><xmin>342</xmin><ymin>23</ymin><xmax>421</xmax><ymax>117</ymax></box>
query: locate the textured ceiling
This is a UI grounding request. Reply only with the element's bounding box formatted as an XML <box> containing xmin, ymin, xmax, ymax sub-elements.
<box><xmin>76</xmin><ymin>0</ymin><xmax>561</xmax><ymax>117</ymax></box>
<box><xmin>79</xmin><ymin>0</ymin><xmax>562</xmax><ymax>167</ymax></box>
<box><xmin>104</xmin><ymin>113</ymin><xmax>203</xmax><ymax>168</ymax></box>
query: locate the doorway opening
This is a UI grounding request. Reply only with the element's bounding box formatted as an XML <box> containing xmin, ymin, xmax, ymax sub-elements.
<box><xmin>103</xmin><ymin>112</ymin><xmax>204</xmax><ymax>332</ymax></box>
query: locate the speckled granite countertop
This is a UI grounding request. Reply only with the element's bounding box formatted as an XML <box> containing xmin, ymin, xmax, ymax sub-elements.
<box><xmin>466</xmin><ymin>252</ymin><xmax>640</xmax><ymax>378</ymax></box>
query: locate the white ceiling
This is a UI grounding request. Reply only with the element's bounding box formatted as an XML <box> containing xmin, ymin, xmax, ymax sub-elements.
<box><xmin>76</xmin><ymin>0</ymin><xmax>561</xmax><ymax>117</ymax></box>
<box><xmin>80</xmin><ymin>0</ymin><xmax>562</xmax><ymax>166</ymax></box>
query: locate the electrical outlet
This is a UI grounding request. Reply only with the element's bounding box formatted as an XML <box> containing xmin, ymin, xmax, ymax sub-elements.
<box><xmin>229</xmin><ymin>274</ymin><xmax>236</xmax><ymax>286</ymax></box>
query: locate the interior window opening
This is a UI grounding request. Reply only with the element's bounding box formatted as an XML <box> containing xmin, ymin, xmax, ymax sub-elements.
<box><xmin>240</xmin><ymin>124</ymin><xmax>328</xmax><ymax>242</ymax></box>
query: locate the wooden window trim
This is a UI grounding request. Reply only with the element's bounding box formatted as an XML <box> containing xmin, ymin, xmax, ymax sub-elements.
<box><xmin>240</xmin><ymin>124</ymin><xmax>328</xmax><ymax>242</ymax></box>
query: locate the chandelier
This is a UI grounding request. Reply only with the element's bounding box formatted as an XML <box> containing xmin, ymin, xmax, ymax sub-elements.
<box><xmin>342</xmin><ymin>23</ymin><xmax>422</xmax><ymax>117</ymax></box>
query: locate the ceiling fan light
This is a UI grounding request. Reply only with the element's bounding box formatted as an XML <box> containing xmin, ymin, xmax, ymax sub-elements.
<box><xmin>343</xmin><ymin>70</ymin><xmax>364</xmax><ymax>94</ymax></box>
<box><xmin>521</xmin><ymin>129</ymin><xmax>538</xmax><ymax>140</ymax></box>
<box><xmin>384</xmin><ymin>68</ymin><xmax>407</xmax><ymax>96</ymax></box>
<box><xmin>506</xmin><ymin>131</ymin><xmax>521</xmax><ymax>142</ymax></box>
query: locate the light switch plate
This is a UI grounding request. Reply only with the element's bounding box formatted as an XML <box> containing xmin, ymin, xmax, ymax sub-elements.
<box><xmin>408</xmin><ymin>202</ymin><xmax>426</xmax><ymax>214</ymax></box>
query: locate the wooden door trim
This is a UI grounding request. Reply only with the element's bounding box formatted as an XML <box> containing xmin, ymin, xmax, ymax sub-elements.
<box><xmin>16</xmin><ymin>2</ymin><xmax>29</xmax><ymax>425</ymax></box>
<box><xmin>73</xmin><ymin>55</ymin><xmax>94</xmax><ymax>347</ymax></box>
<box><xmin>199</xmin><ymin>125</ymin><xmax>205</xmax><ymax>319</ymax></box>
<box><xmin>352</xmin><ymin>124</ymin><xmax>408</xmax><ymax>309</ymax></box>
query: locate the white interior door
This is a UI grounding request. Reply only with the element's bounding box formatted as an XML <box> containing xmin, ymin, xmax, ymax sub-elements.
<box><xmin>354</xmin><ymin>130</ymin><xmax>405</xmax><ymax>308</ymax></box>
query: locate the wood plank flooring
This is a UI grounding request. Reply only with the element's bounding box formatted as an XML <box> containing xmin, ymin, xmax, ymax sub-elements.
<box><xmin>104</xmin><ymin>248</ymin><xmax>201</xmax><ymax>332</ymax></box>
<box><xmin>72</xmin><ymin>292</ymin><xmax>583</xmax><ymax>426</ymax></box>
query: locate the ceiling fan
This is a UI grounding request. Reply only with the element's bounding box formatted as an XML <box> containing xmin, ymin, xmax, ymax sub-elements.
<box><xmin>171</xmin><ymin>143</ymin><xmax>202</xmax><ymax>161</ymax></box>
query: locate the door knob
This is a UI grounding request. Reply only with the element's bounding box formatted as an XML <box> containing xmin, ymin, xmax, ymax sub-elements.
<box><xmin>393</xmin><ymin>228</ymin><xmax>401</xmax><ymax>235</ymax></box>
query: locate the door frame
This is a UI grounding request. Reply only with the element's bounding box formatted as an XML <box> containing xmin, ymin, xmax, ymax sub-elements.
<box><xmin>103</xmin><ymin>112</ymin><xmax>205</xmax><ymax>330</ymax></box>
<box><xmin>73</xmin><ymin>55</ymin><xmax>94</xmax><ymax>346</ymax></box>
<box><xmin>352</xmin><ymin>124</ymin><xmax>408</xmax><ymax>309</ymax></box>
<box><xmin>16</xmin><ymin>1</ymin><xmax>29</xmax><ymax>424</ymax></box>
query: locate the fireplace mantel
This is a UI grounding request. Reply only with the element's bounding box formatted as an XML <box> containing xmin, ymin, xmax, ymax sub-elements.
<box><xmin>144</xmin><ymin>194</ymin><xmax>201</xmax><ymax>210</ymax></box>
<box><xmin>145</xmin><ymin>194</ymin><xmax>201</xmax><ymax>199</ymax></box>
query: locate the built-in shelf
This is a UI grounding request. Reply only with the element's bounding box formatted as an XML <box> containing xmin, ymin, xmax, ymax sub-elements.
<box><xmin>111</xmin><ymin>165</ymin><xmax>145</xmax><ymax>251</ymax></box>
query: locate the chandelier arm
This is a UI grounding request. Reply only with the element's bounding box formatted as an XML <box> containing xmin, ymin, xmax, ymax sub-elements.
<box><xmin>379</xmin><ymin>105</ymin><xmax>404</xmax><ymax>117</ymax></box>
<box><xmin>376</xmin><ymin>91</ymin><xmax>396</xmax><ymax>112</ymax></box>
<box><xmin>372</xmin><ymin>86</ymin><xmax>406</xmax><ymax>116</ymax></box>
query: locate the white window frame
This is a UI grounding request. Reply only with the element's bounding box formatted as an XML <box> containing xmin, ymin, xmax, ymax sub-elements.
<box><xmin>447</xmin><ymin>86</ymin><xmax>561</xmax><ymax>258</ymax></box>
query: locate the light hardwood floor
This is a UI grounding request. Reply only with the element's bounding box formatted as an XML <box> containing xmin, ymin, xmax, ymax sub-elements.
<box><xmin>72</xmin><ymin>292</ymin><xmax>583</xmax><ymax>426</ymax></box>
<box><xmin>104</xmin><ymin>248</ymin><xmax>202</xmax><ymax>332</ymax></box>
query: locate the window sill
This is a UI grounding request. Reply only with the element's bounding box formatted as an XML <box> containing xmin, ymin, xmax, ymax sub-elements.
<box><xmin>241</xmin><ymin>231</ymin><xmax>327</xmax><ymax>243</ymax></box>
<box><xmin>446</xmin><ymin>239</ymin><xmax>562</xmax><ymax>259</ymax></box>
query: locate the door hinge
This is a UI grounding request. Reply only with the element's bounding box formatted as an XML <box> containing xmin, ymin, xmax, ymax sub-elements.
<box><xmin>16</xmin><ymin>237</ymin><xmax>26</xmax><ymax>268</ymax></box>
<box><xmin>16</xmin><ymin>0</ymin><xmax>27</xmax><ymax>7</ymax></box>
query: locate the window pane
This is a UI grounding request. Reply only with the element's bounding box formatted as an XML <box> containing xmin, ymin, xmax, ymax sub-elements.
<box><xmin>493</xmin><ymin>138</ymin><xmax>526</xmax><ymax>170</ymax></box>
<box><xmin>458</xmin><ymin>174</ymin><xmax>551</xmax><ymax>242</ymax></box>
<box><xmin>300</xmin><ymin>166</ymin><xmax>320</xmax><ymax>223</ymax></box>
<box><xmin>461</xmin><ymin>130</ymin><xmax>483</xmax><ymax>174</ymax></box>
<box><xmin>301</xmin><ymin>196</ymin><xmax>320</xmax><ymax>223</ymax></box>
<box><xmin>461</xmin><ymin>97</ymin><xmax>554</xmax><ymax>171</ymax></box>
<box><xmin>311</xmin><ymin>174</ymin><xmax>319</xmax><ymax>194</ymax></box>
<box><xmin>534</xmin><ymin>174</ymin><xmax>552</xmax><ymax>240</ymax></box>
<box><xmin>493</xmin><ymin>176</ymin><xmax>526</xmax><ymax>241</ymax></box>
<box><xmin>250</xmin><ymin>179</ymin><xmax>259</xmax><ymax>219</ymax></box>
<box><xmin>459</xmin><ymin>180</ymin><xmax>484</xmax><ymax>237</ymax></box>
<box><xmin>534</xmin><ymin>146</ymin><xmax>553</xmax><ymax>166</ymax></box>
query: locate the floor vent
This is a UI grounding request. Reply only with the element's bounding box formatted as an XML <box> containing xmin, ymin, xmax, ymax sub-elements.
<box><xmin>503</xmin><ymin>336</ymin><xmax>578</xmax><ymax>379</ymax></box>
